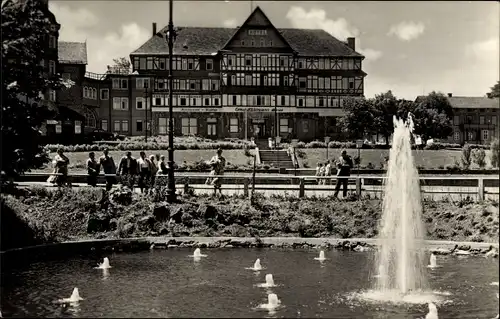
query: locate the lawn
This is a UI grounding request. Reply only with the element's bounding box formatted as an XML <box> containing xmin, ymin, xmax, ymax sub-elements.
<box><xmin>299</xmin><ymin>148</ymin><xmax>494</xmax><ymax>169</ymax></box>
<box><xmin>37</xmin><ymin>149</ymin><xmax>254</xmax><ymax>173</ymax></box>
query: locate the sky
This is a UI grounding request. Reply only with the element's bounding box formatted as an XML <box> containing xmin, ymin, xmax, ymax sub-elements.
<box><xmin>50</xmin><ymin>0</ymin><xmax>499</xmax><ymax>100</ymax></box>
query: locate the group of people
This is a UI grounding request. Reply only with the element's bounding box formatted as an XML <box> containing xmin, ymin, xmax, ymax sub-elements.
<box><xmin>49</xmin><ymin>147</ymin><xmax>351</xmax><ymax>198</ymax></box>
<box><xmin>48</xmin><ymin>148</ymin><xmax>175</xmax><ymax>193</ymax></box>
<box><xmin>315</xmin><ymin>150</ymin><xmax>354</xmax><ymax>198</ymax></box>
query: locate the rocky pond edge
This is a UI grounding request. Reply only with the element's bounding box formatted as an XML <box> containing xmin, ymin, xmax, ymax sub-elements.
<box><xmin>2</xmin><ymin>237</ymin><xmax>498</xmax><ymax>261</ymax></box>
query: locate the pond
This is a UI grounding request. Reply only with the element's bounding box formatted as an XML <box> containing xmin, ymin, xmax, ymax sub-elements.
<box><xmin>1</xmin><ymin>248</ymin><xmax>499</xmax><ymax>318</ymax></box>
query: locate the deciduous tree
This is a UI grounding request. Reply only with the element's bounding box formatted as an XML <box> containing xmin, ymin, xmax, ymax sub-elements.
<box><xmin>340</xmin><ymin>97</ymin><xmax>375</xmax><ymax>139</ymax></box>
<box><xmin>109</xmin><ymin>57</ymin><xmax>131</xmax><ymax>74</ymax></box>
<box><xmin>371</xmin><ymin>90</ymin><xmax>399</xmax><ymax>145</ymax></box>
<box><xmin>487</xmin><ymin>81</ymin><xmax>500</xmax><ymax>98</ymax></box>
<box><xmin>1</xmin><ymin>0</ymin><xmax>71</xmax><ymax>181</ymax></box>
<box><xmin>410</xmin><ymin>92</ymin><xmax>453</xmax><ymax>142</ymax></box>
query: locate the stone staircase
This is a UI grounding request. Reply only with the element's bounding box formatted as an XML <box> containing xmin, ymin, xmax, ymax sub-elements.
<box><xmin>259</xmin><ymin>149</ymin><xmax>295</xmax><ymax>169</ymax></box>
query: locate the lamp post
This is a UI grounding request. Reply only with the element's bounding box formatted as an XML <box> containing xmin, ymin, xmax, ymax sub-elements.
<box><xmin>356</xmin><ymin>139</ymin><xmax>363</xmax><ymax>176</ymax></box>
<box><xmin>166</xmin><ymin>0</ymin><xmax>177</xmax><ymax>203</ymax></box>
<box><xmin>143</xmin><ymin>84</ymin><xmax>149</xmax><ymax>143</ymax></box>
<box><xmin>324</xmin><ymin>136</ymin><xmax>330</xmax><ymax>160</ymax></box>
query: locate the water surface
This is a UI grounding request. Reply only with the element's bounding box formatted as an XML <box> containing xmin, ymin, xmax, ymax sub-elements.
<box><xmin>1</xmin><ymin>249</ymin><xmax>498</xmax><ymax>318</ymax></box>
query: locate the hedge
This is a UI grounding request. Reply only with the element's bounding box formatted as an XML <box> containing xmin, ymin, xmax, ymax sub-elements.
<box><xmin>281</xmin><ymin>141</ymin><xmax>489</xmax><ymax>151</ymax></box>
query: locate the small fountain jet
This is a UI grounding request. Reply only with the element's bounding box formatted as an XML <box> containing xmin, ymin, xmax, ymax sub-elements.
<box><xmin>190</xmin><ymin>248</ymin><xmax>207</xmax><ymax>259</ymax></box>
<box><xmin>425</xmin><ymin>302</ymin><xmax>438</xmax><ymax>319</ymax></box>
<box><xmin>95</xmin><ymin>257</ymin><xmax>112</xmax><ymax>269</ymax></box>
<box><xmin>427</xmin><ymin>253</ymin><xmax>439</xmax><ymax>269</ymax></box>
<box><xmin>314</xmin><ymin>251</ymin><xmax>327</xmax><ymax>261</ymax></box>
<box><xmin>257</xmin><ymin>293</ymin><xmax>281</xmax><ymax>310</ymax></box>
<box><xmin>58</xmin><ymin>288</ymin><xmax>83</xmax><ymax>304</ymax></box>
<box><xmin>257</xmin><ymin>274</ymin><xmax>277</xmax><ymax>288</ymax></box>
<box><xmin>246</xmin><ymin>258</ymin><xmax>263</xmax><ymax>271</ymax></box>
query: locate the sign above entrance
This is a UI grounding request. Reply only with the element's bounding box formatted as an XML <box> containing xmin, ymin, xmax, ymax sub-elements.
<box><xmin>152</xmin><ymin>106</ymin><xmax>346</xmax><ymax>116</ymax></box>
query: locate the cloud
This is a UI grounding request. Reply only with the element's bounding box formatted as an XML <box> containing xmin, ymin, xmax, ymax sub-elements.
<box><xmin>286</xmin><ymin>6</ymin><xmax>359</xmax><ymax>39</ymax></box>
<box><xmin>357</xmin><ymin>48</ymin><xmax>383</xmax><ymax>62</ymax></box>
<box><xmin>223</xmin><ymin>18</ymin><xmax>238</xmax><ymax>28</ymax></box>
<box><xmin>49</xmin><ymin>3</ymin><xmax>150</xmax><ymax>73</ymax></box>
<box><xmin>388</xmin><ymin>21</ymin><xmax>425</xmax><ymax>41</ymax></box>
<box><xmin>465</xmin><ymin>37</ymin><xmax>499</xmax><ymax>58</ymax></box>
<box><xmin>285</xmin><ymin>6</ymin><xmax>382</xmax><ymax>62</ymax></box>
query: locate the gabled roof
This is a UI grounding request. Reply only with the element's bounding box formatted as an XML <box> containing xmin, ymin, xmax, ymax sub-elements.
<box><xmin>58</xmin><ymin>41</ymin><xmax>87</xmax><ymax>64</ymax></box>
<box><xmin>221</xmin><ymin>6</ymin><xmax>295</xmax><ymax>53</ymax></box>
<box><xmin>415</xmin><ymin>95</ymin><xmax>500</xmax><ymax>109</ymax></box>
<box><xmin>131</xmin><ymin>26</ymin><xmax>362</xmax><ymax>57</ymax></box>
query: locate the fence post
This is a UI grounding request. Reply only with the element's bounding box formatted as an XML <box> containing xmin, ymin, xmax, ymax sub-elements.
<box><xmin>299</xmin><ymin>178</ymin><xmax>305</xmax><ymax>198</ymax></box>
<box><xmin>478</xmin><ymin>177</ymin><xmax>485</xmax><ymax>201</ymax></box>
<box><xmin>356</xmin><ymin>177</ymin><xmax>362</xmax><ymax>198</ymax></box>
<box><xmin>184</xmin><ymin>177</ymin><xmax>190</xmax><ymax>194</ymax></box>
<box><xmin>243</xmin><ymin>178</ymin><xmax>249</xmax><ymax>197</ymax></box>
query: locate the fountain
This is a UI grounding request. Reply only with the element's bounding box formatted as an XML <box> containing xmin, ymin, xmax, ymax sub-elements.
<box><xmin>58</xmin><ymin>288</ymin><xmax>83</xmax><ymax>304</ymax></box>
<box><xmin>314</xmin><ymin>251</ymin><xmax>326</xmax><ymax>261</ymax></box>
<box><xmin>257</xmin><ymin>293</ymin><xmax>281</xmax><ymax>310</ymax></box>
<box><xmin>427</xmin><ymin>253</ymin><xmax>438</xmax><ymax>269</ymax></box>
<box><xmin>190</xmin><ymin>248</ymin><xmax>207</xmax><ymax>259</ymax></box>
<box><xmin>246</xmin><ymin>259</ymin><xmax>263</xmax><ymax>271</ymax></box>
<box><xmin>373</xmin><ymin>115</ymin><xmax>428</xmax><ymax>296</ymax></box>
<box><xmin>425</xmin><ymin>302</ymin><xmax>439</xmax><ymax>319</ymax></box>
<box><xmin>96</xmin><ymin>257</ymin><xmax>112</xmax><ymax>269</ymax></box>
<box><xmin>257</xmin><ymin>274</ymin><xmax>277</xmax><ymax>288</ymax></box>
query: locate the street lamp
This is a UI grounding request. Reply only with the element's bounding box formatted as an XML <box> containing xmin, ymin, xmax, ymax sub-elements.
<box><xmin>143</xmin><ymin>83</ymin><xmax>149</xmax><ymax>143</ymax></box>
<box><xmin>356</xmin><ymin>139</ymin><xmax>363</xmax><ymax>176</ymax></box>
<box><xmin>324</xmin><ymin>136</ymin><xmax>330</xmax><ymax>160</ymax></box>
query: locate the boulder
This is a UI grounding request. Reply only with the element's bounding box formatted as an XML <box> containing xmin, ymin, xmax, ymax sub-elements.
<box><xmin>138</xmin><ymin>215</ymin><xmax>156</xmax><ymax>231</ymax></box>
<box><xmin>170</xmin><ymin>207</ymin><xmax>184</xmax><ymax>223</ymax></box>
<box><xmin>87</xmin><ymin>212</ymin><xmax>111</xmax><ymax>233</ymax></box>
<box><xmin>153</xmin><ymin>205</ymin><xmax>170</xmax><ymax>221</ymax></box>
<box><xmin>198</xmin><ymin>204</ymin><xmax>218</xmax><ymax>220</ymax></box>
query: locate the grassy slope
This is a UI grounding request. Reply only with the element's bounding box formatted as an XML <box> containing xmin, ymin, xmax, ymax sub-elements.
<box><xmin>300</xmin><ymin>149</ymin><xmax>493</xmax><ymax>169</ymax></box>
<box><xmin>2</xmin><ymin>188</ymin><xmax>498</xmax><ymax>249</ymax></box>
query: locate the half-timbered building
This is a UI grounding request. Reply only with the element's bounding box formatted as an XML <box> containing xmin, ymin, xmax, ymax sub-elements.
<box><xmin>128</xmin><ymin>6</ymin><xmax>366</xmax><ymax>141</ymax></box>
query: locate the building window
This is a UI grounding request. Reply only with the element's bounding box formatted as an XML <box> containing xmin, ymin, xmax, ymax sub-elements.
<box><xmin>112</xmin><ymin>78</ymin><xmax>128</xmax><ymax>89</ymax></box>
<box><xmin>55</xmin><ymin>121</ymin><xmax>62</xmax><ymax>134</ymax></box>
<box><xmin>297</xmin><ymin>97</ymin><xmax>304</xmax><ymax>107</ymax></box>
<box><xmin>49</xmin><ymin>60</ymin><xmax>56</xmax><ymax>74</ymax></box>
<box><xmin>480</xmin><ymin>116</ymin><xmax>485</xmax><ymax>125</ymax></box>
<box><xmin>260</xmin><ymin>38</ymin><xmax>265</xmax><ymax>47</ymax></box>
<box><xmin>136</xmin><ymin>78</ymin><xmax>150</xmax><ymax>89</ymax></box>
<box><xmin>159</xmin><ymin>118</ymin><xmax>167</xmax><ymax>135</ymax></box>
<box><xmin>181</xmin><ymin>118</ymin><xmax>197</xmax><ymax>135</ymax></box>
<box><xmin>454</xmin><ymin>131</ymin><xmax>460</xmax><ymax>141</ymax></box>
<box><xmin>180</xmin><ymin>98</ymin><xmax>187</xmax><ymax>106</ymax></box>
<box><xmin>207</xmin><ymin>118</ymin><xmax>217</xmax><ymax>136</ymax></box>
<box><xmin>299</xmin><ymin>78</ymin><xmax>306</xmax><ymax>89</ymax></box>
<box><xmin>114</xmin><ymin>120</ymin><xmax>120</xmax><ymax>132</ymax></box>
<box><xmin>84</xmin><ymin>108</ymin><xmax>97</xmax><ymax>127</ymax></box>
<box><xmin>92</xmin><ymin>88</ymin><xmax>97</xmax><ymax>99</ymax></box>
<box><xmin>492</xmin><ymin>116</ymin><xmax>497</xmax><ymax>125</ymax></box>
<box><xmin>232</xmin><ymin>95</ymin><xmax>237</xmax><ymax>106</ymax></box>
<box><xmin>136</xmin><ymin>97</ymin><xmax>145</xmax><ymax>109</ymax></box>
<box><xmin>136</xmin><ymin>120</ymin><xmax>143</xmax><ymax>132</ymax></box>
<box><xmin>100</xmin><ymin>89</ymin><xmax>109</xmax><ymax>100</ymax></box>
<box><xmin>101</xmin><ymin>119</ymin><xmax>108</xmax><ymax>131</ymax></box>
<box><xmin>48</xmin><ymin>89</ymin><xmax>56</xmax><ymax>102</ymax></box>
<box><xmin>213</xmin><ymin>97</ymin><xmax>220</xmax><ymax>106</ymax></box>
<box><xmin>204</xmin><ymin>98</ymin><xmax>210</xmax><ymax>106</ymax></box>
<box><xmin>269</xmin><ymin>40</ymin><xmax>273</xmax><ymax>46</ymax></box>
<box><xmin>113</xmin><ymin>97</ymin><xmax>129</xmax><ymax>110</ymax></box>
<box><xmin>245</xmin><ymin>55</ymin><xmax>252</xmax><ymax>66</ymax></box>
<box><xmin>229</xmin><ymin>118</ymin><xmax>238</xmax><ymax>133</ymax></box>
<box><xmin>303</xmin><ymin>120</ymin><xmax>309</xmax><ymax>133</ymax></box>
<box><xmin>482</xmin><ymin>129</ymin><xmax>489</xmax><ymax>141</ymax></box>
<box><xmin>121</xmin><ymin>120</ymin><xmax>129</xmax><ymax>132</ymax></box>
<box><xmin>453</xmin><ymin>115</ymin><xmax>459</xmax><ymax>125</ymax></box>
<box><xmin>75</xmin><ymin>121</ymin><xmax>82</xmax><ymax>134</ymax></box>
<box><xmin>49</xmin><ymin>35</ymin><xmax>57</xmax><ymax>49</ymax></box>
<box><xmin>206</xmin><ymin>59</ymin><xmax>213</xmax><ymax>70</ymax></box>
<box><xmin>279</xmin><ymin>118</ymin><xmax>288</xmax><ymax>133</ymax></box>
<box><xmin>240</xmin><ymin>40</ymin><xmax>245</xmax><ymax>46</ymax></box>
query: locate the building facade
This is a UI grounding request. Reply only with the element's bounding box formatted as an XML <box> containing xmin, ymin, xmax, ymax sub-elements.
<box><xmin>123</xmin><ymin>7</ymin><xmax>366</xmax><ymax>141</ymax></box>
<box><xmin>446</xmin><ymin>94</ymin><xmax>499</xmax><ymax>145</ymax></box>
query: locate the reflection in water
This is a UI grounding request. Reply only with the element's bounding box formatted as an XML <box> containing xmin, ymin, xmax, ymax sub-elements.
<box><xmin>102</xmin><ymin>268</ymin><xmax>110</xmax><ymax>280</ymax></box>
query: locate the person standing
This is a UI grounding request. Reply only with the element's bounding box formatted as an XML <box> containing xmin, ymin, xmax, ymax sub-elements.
<box><xmin>209</xmin><ymin>148</ymin><xmax>226</xmax><ymax>197</ymax></box>
<box><xmin>86</xmin><ymin>152</ymin><xmax>100</xmax><ymax>187</ymax></box>
<box><xmin>118</xmin><ymin>151</ymin><xmax>138</xmax><ymax>189</ymax></box>
<box><xmin>315</xmin><ymin>163</ymin><xmax>323</xmax><ymax>185</ymax></box>
<box><xmin>156</xmin><ymin>155</ymin><xmax>168</xmax><ymax>188</ymax></box>
<box><xmin>324</xmin><ymin>160</ymin><xmax>332</xmax><ymax>185</ymax></box>
<box><xmin>137</xmin><ymin>151</ymin><xmax>152</xmax><ymax>193</ymax></box>
<box><xmin>149</xmin><ymin>154</ymin><xmax>158</xmax><ymax>190</ymax></box>
<box><xmin>99</xmin><ymin>148</ymin><xmax>117</xmax><ymax>191</ymax></box>
<box><xmin>52</xmin><ymin>148</ymin><xmax>70</xmax><ymax>187</ymax></box>
<box><xmin>334</xmin><ymin>150</ymin><xmax>354</xmax><ymax>199</ymax></box>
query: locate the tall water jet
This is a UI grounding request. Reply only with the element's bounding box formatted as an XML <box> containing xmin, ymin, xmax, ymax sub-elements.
<box><xmin>374</xmin><ymin>115</ymin><xmax>428</xmax><ymax>294</ymax></box>
<box><xmin>257</xmin><ymin>274</ymin><xmax>277</xmax><ymax>288</ymax></box>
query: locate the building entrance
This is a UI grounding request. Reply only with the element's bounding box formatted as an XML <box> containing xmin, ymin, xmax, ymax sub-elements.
<box><xmin>253</xmin><ymin>123</ymin><xmax>266</xmax><ymax>138</ymax></box>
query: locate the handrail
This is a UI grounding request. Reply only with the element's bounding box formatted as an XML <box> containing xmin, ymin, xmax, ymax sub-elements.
<box><xmin>18</xmin><ymin>172</ymin><xmax>499</xmax><ymax>180</ymax></box>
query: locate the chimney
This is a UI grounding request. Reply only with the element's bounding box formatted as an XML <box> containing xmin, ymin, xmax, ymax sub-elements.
<box><xmin>347</xmin><ymin>37</ymin><xmax>355</xmax><ymax>51</ymax></box>
<box><xmin>152</xmin><ymin>22</ymin><xmax>157</xmax><ymax>36</ymax></box>
<box><xmin>447</xmin><ymin>93</ymin><xmax>452</xmax><ymax>97</ymax></box>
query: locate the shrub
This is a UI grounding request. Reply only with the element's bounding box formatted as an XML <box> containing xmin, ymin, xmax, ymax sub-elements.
<box><xmin>472</xmin><ymin>148</ymin><xmax>487</xmax><ymax>169</ymax></box>
<box><xmin>460</xmin><ymin>144</ymin><xmax>472</xmax><ymax>169</ymax></box>
<box><xmin>490</xmin><ymin>139</ymin><xmax>499</xmax><ymax>168</ymax></box>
